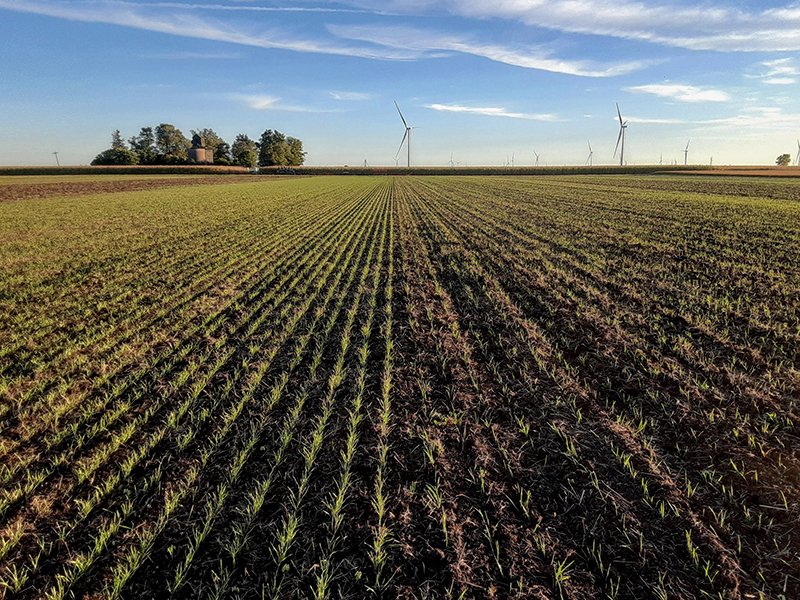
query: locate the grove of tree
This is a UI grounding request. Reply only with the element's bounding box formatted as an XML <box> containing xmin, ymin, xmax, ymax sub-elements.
<box><xmin>92</xmin><ymin>125</ymin><xmax>305</xmax><ymax>167</ymax></box>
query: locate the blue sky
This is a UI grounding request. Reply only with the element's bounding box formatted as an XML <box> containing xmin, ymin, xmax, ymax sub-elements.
<box><xmin>2</xmin><ymin>0</ymin><xmax>800</xmax><ymax>166</ymax></box>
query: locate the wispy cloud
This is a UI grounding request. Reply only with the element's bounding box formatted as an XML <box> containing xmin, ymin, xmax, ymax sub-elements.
<box><xmin>699</xmin><ymin>107</ymin><xmax>800</xmax><ymax>132</ymax></box>
<box><xmin>0</xmin><ymin>1</ymin><xmax>654</xmax><ymax>78</ymax></box>
<box><xmin>616</xmin><ymin>107</ymin><xmax>800</xmax><ymax>132</ymax></box>
<box><xmin>627</xmin><ymin>83</ymin><xmax>730</xmax><ymax>102</ymax></box>
<box><xmin>330</xmin><ymin>91</ymin><xmax>374</xmax><ymax>101</ymax></box>
<box><xmin>232</xmin><ymin>94</ymin><xmax>326</xmax><ymax>112</ymax></box>
<box><xmin>330</xmin><ymin>24</ymin><xmax>653</xmax><ymax>77</ymax></box>
<box><xmin>156</xmin><ymin>3</ymin><xmax>375</xmax><ymax>14</ymax></box>
<box><xmin>426</xmin><ymin>103</ymin><xmax>560</xmax><ymax>121</ymax></box>
<box><xmin>0</xmin><ymin>0</ymin><xmax>420</xmax><ymax>60</ymax></box>
<box><xmin>624</xmin><ymin>116</ymin><xmax>689</xmax><ymax>124</ymax></box>
<box><xmin>760</xmin><ymin>58</ymin><xmax>799</xmax><ymax>84</ymax></box>
<box><xmin>348</xmin><ymin>0</ymin><xmax>800</xmax><ymax>52</ymax></box>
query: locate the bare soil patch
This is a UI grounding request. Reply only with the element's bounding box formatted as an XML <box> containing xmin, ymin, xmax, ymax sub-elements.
<box><xmin>0</xmin><ymin>176</ymin><xmax>250</xmax><ymax>203</ymax></box>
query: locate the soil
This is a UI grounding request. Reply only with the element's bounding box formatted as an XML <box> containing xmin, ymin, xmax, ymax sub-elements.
<box><xmin>0</xmin><ymin>176</ymin><xmax>251</xmax><ymax>203</ymax></box>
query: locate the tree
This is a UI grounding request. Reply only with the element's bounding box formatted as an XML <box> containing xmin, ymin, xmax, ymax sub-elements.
<box><xmin>231</xmin><ymin>134</ymin><xmax>257</xmax><ymax>167</ymax></box>
<box><xmin>776</xmin><ymin>153</ymin><xmax>792</xmax><ymax>166</ymax></box>
<box><xmin>128</xmin><ymin>127</ymin><xmax>157</xmax><ymax>164</ymax></box>
<box><xmin>285</xmin><ymin>136</ymin><xmax>306</xmax><ymax>166</ymax></box>
<box><xmin>91</xmin><ymin>147</ymin><xmax>139</xmax><ymax>165</ymax></box>
<box><xmin>111</xmin><ymin>129</ymin><xmax>126</xmax><ymax>150</ymax></box>
<box><xmin>236</xmin><ymin>148</ymin><xmax>258</xmax><ymax>169</ymax></box>
<box><xmin>258</xmin><ymin>129</ymin><xmax>287</xmax><ymax>166</ymax></box>
<box><xmin>258</xmin><ymin>129</ymin><xmax>305</xmax><ymax>166</ymax></box>
<box><xmin>213</xmin><ymin>141</ymin><xmax>232</xmax><ymax>165</ymax></box>
<box><xmin>155</xmin><ymin>123</ymin><xmax>190</xmax><ymax>162</ymax></box>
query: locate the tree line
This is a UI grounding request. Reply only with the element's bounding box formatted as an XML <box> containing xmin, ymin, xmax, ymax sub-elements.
<box><xmin>92</xmin><ymin>124</ymin><xmax>305</xmax><ymax>167</ymax></box>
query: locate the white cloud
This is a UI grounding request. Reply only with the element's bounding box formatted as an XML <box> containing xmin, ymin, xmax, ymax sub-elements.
<box><xmin>762</xmin><ymin>58</ymin><xmax>800</xmax><ymax>76</ymax></box>
<box><xmin>758</xmin><ymin>58</ymin><xmax>799</xmax><ymax>84</ymax></box>
<box><xmin>619</xmin><ymin>107</ymin><xmax>800</xmax><ymax>133</ymax></box>
<box><xmin>330</xmin><ymin>91</ymin><xmax>375</xmax><ymax>100</ymax></box>
<box><xmin>348</xmin><ymin>0</ymin><xmax>800</xmax><ymax>52</ymax></box>
<box><xmin>426</xmin><ymin>103</ymin><xmax>560</xmax><ymax>120</ymax></box>
<box><xmin>330</xmin><ymin>24</ymin><xmax>653</xmax><ymax>77</ymax></box>
<box><xmin>627</xmin><ymin>83</ymin><xmax>730</xmax><ymax>102</ymax></box>
<box><xmin>233</xmin><ymin>94</ymin><xmax>325</xmax><ymax>112</ymax></box>
<box><xmin>0</xmin><ymin>0</ymin><xmax>421</xmax><ymax>60</ymax></box>
<box><xmin>699</xmin><ymin>107</ymin><xmax>800</xmax><ymax>132</ymax></box>
<box><xmin>624</xmin><ymin>116</ymin><xmax>689</xmax><ymax>124</ymax></box>
<box><xmin>0</xmin><ymin>1</ymin><xmax>654</xmax><ymax>78</ymax></box>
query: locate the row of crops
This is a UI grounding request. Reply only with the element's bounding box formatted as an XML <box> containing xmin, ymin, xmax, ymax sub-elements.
<box><xmin>0</xmin><ymin>175</ymin><xmax>798</xmax><ymax>599</ymax></box>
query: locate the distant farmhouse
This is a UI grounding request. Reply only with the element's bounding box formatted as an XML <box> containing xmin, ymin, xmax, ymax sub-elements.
<box><xmin>188</xmin><ymin>135</ymin><xmax>213</xmax><ymax>164</ymax></box>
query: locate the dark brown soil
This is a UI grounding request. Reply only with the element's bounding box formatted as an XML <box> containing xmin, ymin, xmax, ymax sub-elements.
<box><xmin>0</xmin><ymin>176</ymin><xmax>251</xmax><ymax>202</ymax></box>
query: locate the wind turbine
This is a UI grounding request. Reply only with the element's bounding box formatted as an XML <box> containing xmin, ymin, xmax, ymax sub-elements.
<box><xmin>795</xmin><ymin>140</ymin><xmax>800</xmax><ymax>166</ymax></box>
<box><xmin>613</xmin><ymin>103</ymin><xmax>627</xmax><ymax>166</ymax></box>
<box><xmin>586</xmin><ymin>141</ymin><xmax>593</xmax><ymax>166</ymax></box>
<box><xmin>533</xmin><ymin>150</ymin><xmax>540</xmax><ymax>167</ymax></box>
<box><xmin>449</xmin><ymin>153</ymin><xmax>455</xmax><ymax>167</ymax></box>
<box><xmin>394</xmin><ymin>101</ymin><xmax>414</xmax><ymax>167</ymax></box>
<box><xmin>683</xmin><ymin>140</ymin><xmax>690</xmax><ymax>165</ymax></box>
<box><xmin>52</xmin><ymin>151</ymin><xmax>60</xmax><ymax>166</ymax></box>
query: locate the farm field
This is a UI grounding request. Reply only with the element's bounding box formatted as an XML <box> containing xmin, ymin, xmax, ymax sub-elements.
<box><xmin>0</xmin><ymin>174</ymin><xmax>798</xmax><ymax>599</ymax></box>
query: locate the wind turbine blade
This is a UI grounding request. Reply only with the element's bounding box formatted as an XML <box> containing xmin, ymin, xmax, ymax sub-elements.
<box><xmin>685</xmin><ymin>140</ymin><xmax>690</xmax><ymax>151</ymax></box>
<box><xmin>614</xmin><ymin>128</ymin><xmax>623</xmax><ymax>157</ymax></box>
<box><xmin>394</xmin><ymin>100</ymin><xmax>408</xmax><ymax>129</ymax></box>
<box><xmin>395</xmin><ymin>129</ymin><xmax>408</xmax><ymax>158</ymax></box>
<box><xmin>616</xmin><ymin>103</ymin><xmax>623</xmax><ymax>125</ymax></box>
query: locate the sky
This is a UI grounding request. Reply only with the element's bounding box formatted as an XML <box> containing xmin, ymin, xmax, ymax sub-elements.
<box><xmin>2</xmin><ymin>0</ymin><xmax>800</xmax><ymax>166</ymax></box>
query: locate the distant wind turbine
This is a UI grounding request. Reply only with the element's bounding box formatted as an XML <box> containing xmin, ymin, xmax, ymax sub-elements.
<box><xmin>613</xmin><ymin>103</ymin><xmax>627</xmax><ymax>166</ymax></box>
<box><xmin>586</xmin><ymin>141</ymin><xmax>593</xmax><ymax>166</ymax></box>
<box><xmin>394</xmin><ymin>101</ymin><xmax>415</xmax><ymax>168</ymax></box>
<box><xmin>53</xmin><ymin>151</ymin><xmax>60</xmax><ymax>166</ymax></box>
<box><xmin>795</xmin><ymin>140</ymin><xmax>800</xmax><ymax>166</ymax></box>
<box><xmin>533</xmin><ymin>150</ymin><xmax>540</xmax><ymax>167</ymax></box>
<box><xmin>449</xmin><ymin>153</ymin><xmax>454</xmax><ymax>167</ymax></box>
<box><xmin>683</xmin><ymin>140</ymin><xmax>690</xmax><ymax>165</ymax></box>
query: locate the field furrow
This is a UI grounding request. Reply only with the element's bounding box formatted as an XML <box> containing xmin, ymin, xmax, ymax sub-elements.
<box><xmin>1</xmin><ymin>173</ymin><xmax>797</xmax><ymax>600</ymax></box>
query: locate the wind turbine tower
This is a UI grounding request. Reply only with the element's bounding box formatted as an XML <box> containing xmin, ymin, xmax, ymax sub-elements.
<box><xmin>394</xmin><ymin>101</ymin><xmax>415</xmax><ymax>167</ymax></box>
<box><xmin>795</xmin><ymin>140</ymin><xmax>800</xmax><ymax>166</ymax></box>
<box><xmin>684</xmin><ymin>140</ymin><xmax>690</xmax><ymax>165</ymax></box>
<box><xmin>586</xmin><ymin>141</ymin><xmax>593</xmax><ymax>166</ymax></box>
<box><xmin>613</xmin><ymin>103</ymin><xmax>628</xmax><ymax>166</ymax></box>
<box><xmin>533</xmin><ymin>150</ymin><xmax>540</xmax><ymax>167</ymax></box>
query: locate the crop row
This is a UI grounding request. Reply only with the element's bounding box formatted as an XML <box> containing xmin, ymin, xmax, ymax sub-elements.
<box><xmin>1</xmin><ymin>174</ymin><xmax>797</xmax><ymax>599</ymax></box>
